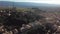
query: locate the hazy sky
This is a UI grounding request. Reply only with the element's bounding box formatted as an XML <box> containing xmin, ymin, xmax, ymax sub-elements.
<box><xmin>0</xmin><ymin>0</ymin><xmax>60</xmax><ymax>4</ymax></box>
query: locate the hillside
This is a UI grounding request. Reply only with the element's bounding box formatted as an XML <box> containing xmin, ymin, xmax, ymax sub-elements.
<box><xmin>0</xmin><ymin>1</ymin><xmax>60</xmax><ymax>7</ymax></box>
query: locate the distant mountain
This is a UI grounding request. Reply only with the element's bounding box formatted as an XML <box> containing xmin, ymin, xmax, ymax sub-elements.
<box><xmin>0</xmin><ymin>1</ymin><xmax>60</xmax><ymax>8</ymax></box>
<box><xmin>0</xmin><ymin>1</ymin><xmax>60</xmax><ymax>12</ymax></box>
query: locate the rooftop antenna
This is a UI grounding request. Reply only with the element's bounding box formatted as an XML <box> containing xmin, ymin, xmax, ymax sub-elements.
<box><xmin>12</xmin><ymin>1</ymin><xmax>14</xmax><ymax>9</ymax></box>
<box><xmin>12</xmin><ymin>2</ymin><xmax>16</xmax><ymax>12</ymax></box>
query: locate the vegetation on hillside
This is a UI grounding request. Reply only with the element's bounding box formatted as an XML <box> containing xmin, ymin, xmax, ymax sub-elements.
<box><xmin>0</xmin><ymin>8</ymin><xmax>59</xmax><ymax>34</ymax></box>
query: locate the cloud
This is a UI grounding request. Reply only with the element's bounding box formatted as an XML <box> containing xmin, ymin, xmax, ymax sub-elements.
<box><xmin>0</xmin><ymin>0</ymin><xmax>60</xmax><ymax>2</ymax></box>
<box><xmin>0</xmin><ymin>0</ymin><xmax>13</xmax><ymax>1</ymax></box>
<box><xmin>0</xmin><ymin>0</ymin><xmax>60</xmax><ymax>4</ymax></box>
